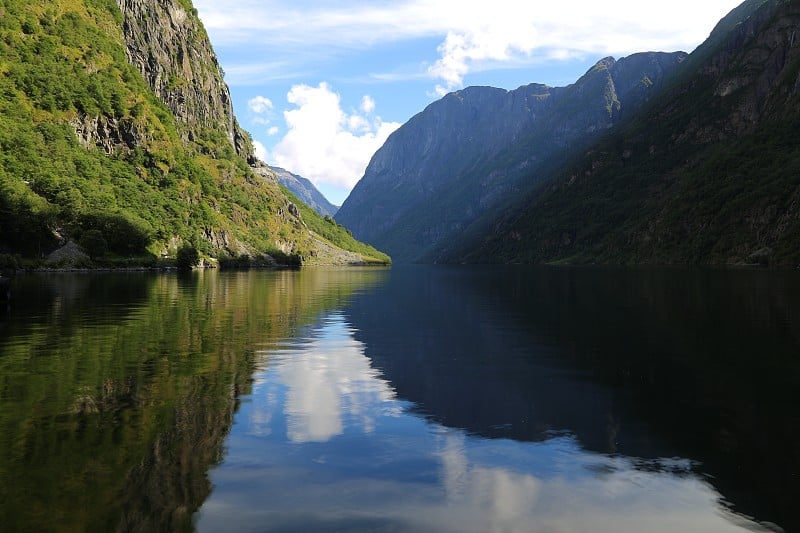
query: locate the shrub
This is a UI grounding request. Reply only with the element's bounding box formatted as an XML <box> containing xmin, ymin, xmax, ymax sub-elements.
<box><xmin>175</xmin><ymin>245</ymin><xmax>199</xmax><ymax>271</ymax></box>
<box><xmin>79</xmin><ymin>229</ymin><xmax>108</xmax><ymax>259</ymax></box>
<box><xmin>0</xmin><ymin>253</ymin><xmax>22</xmax><ymax>270</ymax></box>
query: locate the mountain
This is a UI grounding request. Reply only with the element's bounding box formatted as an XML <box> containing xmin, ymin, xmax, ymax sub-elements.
<box><xmin>335</xmin><ymin>52</ymin><xmax>687</xmax><ymax>262</ymax></box>
<box><xmin>270</xmin><ymin>166</ymin><xmax>339</xmax><ymax>217</ymax></box>
<box><xmin>0</xmin><ymin>0</ymin><xmax>387</xmax><ymax>266</ymax></box>
<box><xmin>440</xmin><ymin>0</ymin><xmax>800</xmax><ymax>266</ymax></box>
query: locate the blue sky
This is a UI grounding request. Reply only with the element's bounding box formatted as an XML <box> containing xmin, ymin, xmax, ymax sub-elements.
<box><xmin>193</xmin><ymin>0</ymin><xmax>743</xmax><ymax>206</ymax></box>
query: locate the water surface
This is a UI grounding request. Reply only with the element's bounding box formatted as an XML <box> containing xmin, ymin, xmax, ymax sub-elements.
<box><xmin>0</xmin><ymin>266</ymin><xmax>797</xmax><ymax>532</ymax></box>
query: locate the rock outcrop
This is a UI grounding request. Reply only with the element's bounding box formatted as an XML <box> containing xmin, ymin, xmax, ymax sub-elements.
<box><xmin>70</xmin><ymin>113</ymin><xmax>149</xmax><ymax>154</ymax></box>
<box><xmin>115</xmin><ymin>0</ymin><xmax>255</xmax><ymax>162</ymax></box>
<box><xmin>45</xmin><ymin>240</ymin><xmax>90</xmax><ymax>266</ymax></box>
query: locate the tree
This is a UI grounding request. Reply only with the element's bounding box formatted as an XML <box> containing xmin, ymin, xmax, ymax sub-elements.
<box><xmin>80</xmin><ymin>229</ymin><xmax>107</xmax><ymax>259</ymax></box>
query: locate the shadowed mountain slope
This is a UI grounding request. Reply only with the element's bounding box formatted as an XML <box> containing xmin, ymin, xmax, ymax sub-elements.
<box><xmin>336</xmin><ymin>52</ymin><xmax>687</xmax><ymax>262</ymax></box>
<box><xmin>440</xmin><ymin>0</ymin><xmax>800</xmax><ymax>266</ymax></box>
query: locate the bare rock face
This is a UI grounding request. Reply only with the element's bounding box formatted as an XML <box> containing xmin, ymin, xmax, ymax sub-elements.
<box><xmin>691</xmin><ymin>0</ymin><xmax>800</xmax><ymax>139</ymax></box>
<box><xmin>46</xmin><ymin>241</ymin><xmax>90</xmax><ymax>266</ymax></box>
<box><xmin>70</xmin><ymin>113</ymin><xmax>149</xmax><ymax>154</ymax></box>
<box><xmin>115</xmin><ymin>0</ymin><xmax>255</xmax><ymax>162</ymax></box>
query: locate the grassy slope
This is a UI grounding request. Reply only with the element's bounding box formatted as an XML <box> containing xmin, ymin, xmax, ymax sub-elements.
<box><xmin>282</xmin><ymin>186</ymin><xmax>391</xmax><ymax>264</ymax></box>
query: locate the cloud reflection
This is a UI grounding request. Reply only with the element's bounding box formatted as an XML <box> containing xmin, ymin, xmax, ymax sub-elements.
<box><xmin>252</xmin><ymin>313</ymin><xmax>396</xmax><ymax>443</ymax></box>
<box><xmin>204</xmin><ymin>312</ymin><xmax>773</xmax><ymax>533</ymax></box>
<box><xmin>428</xmin><ymin>431</ymin><xmax>753</xmax><ymax>533</ymax></box>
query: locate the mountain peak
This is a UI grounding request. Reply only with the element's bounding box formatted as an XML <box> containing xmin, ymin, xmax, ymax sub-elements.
<box><xmin>336</xmin><ymin>51</ymin><xmax>686</xmax><ymax>262</ymax></box>
<box><xmin>270</xmin><ymin>166</ymin><xmax>339</xmax><ymax>218</ymax></box>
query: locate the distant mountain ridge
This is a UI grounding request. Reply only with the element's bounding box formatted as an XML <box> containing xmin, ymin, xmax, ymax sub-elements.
<box><xmin>335</xmin><ymin>52</ymin><xmax>687</xmax><ymax>262</ymax></box>
<box><xmin>440</xmin><ymin>0</ymin><xmax>800</xmax><ymax>266</ymax></box>
<box><xmin>270</xmin><ymin>166</ymin><xmax>339</xmax><ymax>217</ymax></box>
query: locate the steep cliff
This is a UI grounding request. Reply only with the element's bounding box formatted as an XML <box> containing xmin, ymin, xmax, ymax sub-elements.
<box><xmin>335</xmin><ymin>52</ymin><xmax>686</xmax><ymax>262</ymax></box>
<box><xmin>116</xmin><ymin>0</ymin><xmax>254</xmax><ymax>162</ymax></box>
<box><xmin>0</xmin><ymin>0</ymin><xmax>387</xmax><ymax>265</ymax></box>
<box><xmin>442</xmin><ymin>0</ymin><xmax>800</xmax><ymax>266</ymax></box>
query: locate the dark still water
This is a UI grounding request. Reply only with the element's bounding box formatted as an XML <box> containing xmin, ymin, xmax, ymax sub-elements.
<box><xmin>0</xmin><ymin>267</ymin><xmax>798</xmax><ymax>532</ymax></box>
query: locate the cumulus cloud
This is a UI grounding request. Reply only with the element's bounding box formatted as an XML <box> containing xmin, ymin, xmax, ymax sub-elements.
<box><xmin>361</xmin><ymin>95</ymin><xmax>376</xmax><ymax>114</ymax></box>
<box><xmin>271</xmin><ymin>83</ymin><xmax>401</xmax><ymax>191</ymax></box>
<box><xmin>424</xmin><ymin>0</ymin><xmax>742</xmax><ymax>94</ymax></box>
<box><xmin>195</xmin><ymin>0</ymin><xmax>742</xmax><ymax>91</ymax></box>
<box><xmin>247</xmin><ymin>95</ymin><xmax>275</xmax><ymax>126</ymax></box>
<box><xmin>248</xmin><ymin>95</ymin><xmax>274</xmax><ymax>114</ymax></box>
<box><xmin>267</xmin><ymin>126</ymin><xmax>280</xmax><ymax>136</ymax></box>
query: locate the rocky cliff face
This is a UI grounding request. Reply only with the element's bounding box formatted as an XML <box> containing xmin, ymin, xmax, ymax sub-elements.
<box><xmin>335</xmin><ymin>52</ymin><xmax>686</xmax><ymax>262</ymax></box>
<box><xmin>70</xmin><ymin>112</ymin><xmax>150</xmax><ymax>155</ymax></box>
<box><xmin>691</xmin><ymin>0</ymin><xmax>800</xmax><ymax>137</ymax></box>
<box><xmin>116</xmin><ymin>0</ymin><xmax>254</xmax><ymax>162</ymax></box>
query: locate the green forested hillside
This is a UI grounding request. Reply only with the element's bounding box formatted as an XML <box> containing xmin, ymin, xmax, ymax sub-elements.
<box><xmin>0</xmin><ymin>0</ymin><xmax>388</xmax><ymax>266</ymax></box>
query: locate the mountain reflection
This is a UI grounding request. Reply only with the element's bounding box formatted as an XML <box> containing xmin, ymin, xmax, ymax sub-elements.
<box><xmin>342</xmin><ymin>265</ymin><xmax>800</xmax><ymax>532</ymax></box>
<box><xmin>199</xmin><ymin>303</ymin><xmax>770</xmax><ymax>533</ymax></box>
<box><xmin>2</xmin><ymin>267</ymin><xmax>793</xmax><ymax>532</ymax></box>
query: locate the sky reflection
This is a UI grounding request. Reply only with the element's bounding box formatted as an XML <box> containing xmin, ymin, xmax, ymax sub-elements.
<box><xmin>197</xmin><ymin>312</ymin><xmax>772</xmax><ymax>533</ymax></box>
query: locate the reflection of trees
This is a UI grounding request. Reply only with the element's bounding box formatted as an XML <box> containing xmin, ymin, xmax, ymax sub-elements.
<box><xmin>0</xmin><ymin>268</ymin><xmax>386</xmax><ymax>532</ymax></box>
<box><xmin>344</xmin><ymin>265</ymin><xmax>800</xmax><ymax>531</ymax></box>
<box><xmin>345</xmin><ymin>266</ymin><xmax>632</xmax><ymax>451</ymax></box>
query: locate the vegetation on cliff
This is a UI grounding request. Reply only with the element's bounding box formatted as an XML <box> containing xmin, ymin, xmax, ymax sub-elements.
<box><xmin>0</xmin><ymin>0</ymin><xmax>388</xmax><ymax>266</ymax></box>
<box><xmin>283</xmin><ymin>186</ymin><xmax>391</xmax><ymax>265</ymax></box>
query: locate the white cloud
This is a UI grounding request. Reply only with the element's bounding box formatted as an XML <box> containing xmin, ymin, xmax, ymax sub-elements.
<box><xmin>424</xmin><ymin>0</ymin><xmax>743</xmax><ymax>93</ymax></box>
<box><xmin>247</xmin><ymin>95</ymin><xmax>273</xmax><ymax>114</ymax></box>
<box><xmin>247</xmin><ymin>96</ymin><xmax>275</xmax><ymax>126</ymax></box>
<box><xmin>361</xmin><ymin>95</ymin><xmax>376</xmax><ymax>114</ymax></box>
<box><xmin>252</xmin><ymin>140</ymin><xmax>268</xmax><ymax>161</ymax></box>
<box><xmin>267</xmin><ymin>126</ymin><xmax>280</xmax><ymax>136</ymax></box>
<box><xmin>271</xmin><ymin>83</ymin><xmax>401</xmax><ymax>190</ymax></box>
<box><xmin>195</xmin><ymin>0</ymin><xmax>743</xmax><ymax>91</ymax></box>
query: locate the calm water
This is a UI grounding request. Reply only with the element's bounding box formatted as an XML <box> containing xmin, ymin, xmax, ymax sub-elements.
<box><xmin>0</xmin><ymin>266</ymin><xmax>798</xmax><ymax>532</ymax></box>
